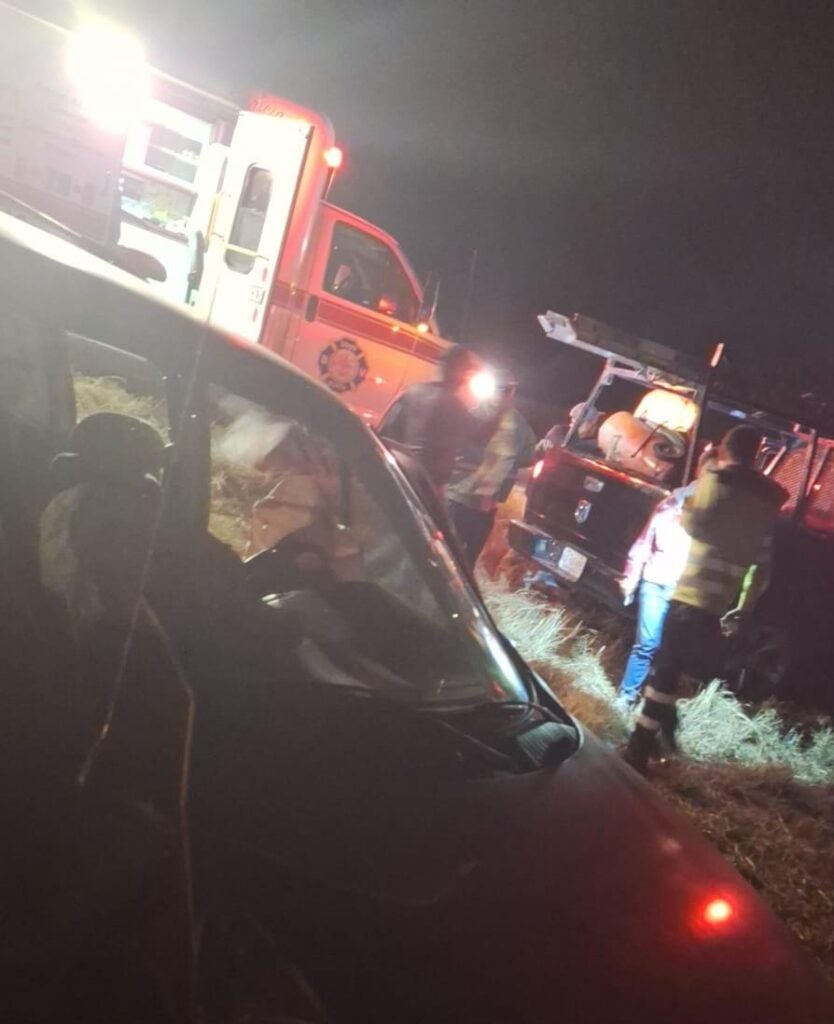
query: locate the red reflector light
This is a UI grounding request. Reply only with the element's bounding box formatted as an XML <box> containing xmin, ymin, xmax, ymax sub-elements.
<box><xmin>703</xmin><ymin>898</ymin><xmax>733</xmax><ymax>925</ymax></box>
<box><xmin>532</xmin><ymin>460</ymin><xmax>544</xmax><ymax>479</ymax></box>
<box><xmin>324</xmin><ymin>146</ymin><xmax>344</xmax><ymax>170</ymax></box>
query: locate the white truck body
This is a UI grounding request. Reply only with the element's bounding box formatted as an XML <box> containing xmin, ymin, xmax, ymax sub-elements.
<box><xmin>0</xmin><ymin>3</ymin><xmax>448</xmax><ymax>424</ymax></box>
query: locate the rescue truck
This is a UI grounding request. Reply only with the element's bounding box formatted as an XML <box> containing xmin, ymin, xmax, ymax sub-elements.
<box><xmin>510</xmin><ymin>311</ymin><xmax>834</xmax><ymax>711</ymax></box>
<box><xmin>0</xmin><ymin>2</ymin><xmax>448</xmax><ymax>424</ymax></box>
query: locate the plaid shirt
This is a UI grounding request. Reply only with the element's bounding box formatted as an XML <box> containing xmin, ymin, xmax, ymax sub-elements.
<box><xmin>447</xmin><ymin>407</ymin><xmax>536</xmax><ymax>511</ymax></box>
<box><xmin>622</xmin><ymin>484</ymin><xmax>694</xmax><ymax>593</ymax></box>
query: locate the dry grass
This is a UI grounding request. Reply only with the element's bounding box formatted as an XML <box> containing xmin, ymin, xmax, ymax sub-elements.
<box><xmin>72</xmin><ymin>373</ymin><xmax>265</xmax><ymax>555</ymax></box>
<box><xmin>654</xmin><ymin>762</ymin><xmax>834</xmax><ymax>983</ymax></box>
<box><xmin>207</xmin><ymin>453</ymin><xmax>266</xmax><ymax>555</ymax></box>
<box><xmin>481</xmin><ymin>496</ymin><xmax>834</xmax><ymax>983</ymax></box>
<box><xmin>73</xmin><ymin>374</ymin><xmax>167</xmax><ymax>430</ymax></box>
<box><xmin>483</xmin><ymin>572</ymin><xmax>834</xmax><ymax>780</ymax></box>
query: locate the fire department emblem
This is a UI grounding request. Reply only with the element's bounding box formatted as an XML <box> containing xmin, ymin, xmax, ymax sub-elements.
<box><xmin>318</xmin><ymin>338</ymin><xmax>368</xmax><ymax>394</ymax></box>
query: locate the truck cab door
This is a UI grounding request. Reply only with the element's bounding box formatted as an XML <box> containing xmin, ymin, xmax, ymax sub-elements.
<box><xmin>199</xmin><ymin>112</ymin><xmax>312</xmax><ymax>344</ymax></box>
<box><xmin>289</xmin><ymin>208</ymin><xmax>446</xmax><ymax>426</ymax></box>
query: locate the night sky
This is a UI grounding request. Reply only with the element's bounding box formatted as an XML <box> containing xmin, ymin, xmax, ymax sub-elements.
<box><xmin>20</xmin><ymin>1</ymin><xmax>834</xmax><ymax>412</ymax></box>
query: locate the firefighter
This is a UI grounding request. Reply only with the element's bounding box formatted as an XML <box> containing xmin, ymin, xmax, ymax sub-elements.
<box><xmin>622</xmin><ymin>425</ymin><xmax>788</xmax><ymax>773</ymax></box>
<box><xmin>378</xmin><ymin>344</ymin><xmax>498</xmax><ymax>491</ymax></box>
<box><xmin>446</xmin><ymin>369</ymin><xmax>536</xmax><ymax>567</ymax></box>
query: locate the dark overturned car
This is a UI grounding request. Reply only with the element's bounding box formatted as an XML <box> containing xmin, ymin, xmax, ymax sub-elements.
<box><xmin>510</xmin><ymin>311</ymin><xmax>834</xmax><ymax>711</ymax></box>
<box><xmin>2</xmin><ymin>214</ymin><xmax>833</xmax><ymax>1023</ymax></box>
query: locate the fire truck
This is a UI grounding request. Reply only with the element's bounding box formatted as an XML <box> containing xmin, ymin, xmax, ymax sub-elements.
<box><xmin>510</xmin><ymin>311</ymin><xmax>834</xmax><ymax>711</ymax></box>
<box><xmin>0</xmin><ymin>2</ymin><xmax>448</xmax><ymax>424</ymax></box>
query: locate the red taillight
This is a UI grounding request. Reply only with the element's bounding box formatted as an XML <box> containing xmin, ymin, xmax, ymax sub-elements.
<box><xmin>324</xmin><ymin>146</ymin><xmax>344</xmax><ymax>170</ymax></box>
<box><xmin>703</xmin><ymin>898</ymin><xmax>733</xmax><ymax>925</ymax></box>
<box><xmin>532</xmin><ymin>459</ymin><xmax>544</xmax><ymax>479</ymax></box>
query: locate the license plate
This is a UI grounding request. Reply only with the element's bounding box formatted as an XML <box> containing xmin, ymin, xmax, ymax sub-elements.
<box><xmin>557</xmin><ymin>546</ymin><xmax>587</xmax><ymax>583</ymax></box>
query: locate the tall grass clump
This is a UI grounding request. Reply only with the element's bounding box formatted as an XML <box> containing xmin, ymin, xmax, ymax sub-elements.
<box><xmin>482</xmin><ymin>574</ymin><xmax>834</xmax><ymax>784</ymax></box>
<box><xmin>679</xmin><ymin>683</ymin><xmax>834</xmax><ymax>785</ymax></box>
<box><xmin>481</xmin><ymin>576</ymin><xmax>631</xmax><ymax>743</ymax></box>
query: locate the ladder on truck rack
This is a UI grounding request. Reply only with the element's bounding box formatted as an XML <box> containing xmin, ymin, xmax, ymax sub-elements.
<box><xmin>538</xmin><ymin>311</ymin><xmax>708</xmax><ymax>385</ymax></box>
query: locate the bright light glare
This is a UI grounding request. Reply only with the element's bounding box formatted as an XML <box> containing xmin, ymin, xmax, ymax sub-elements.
<box><xmin>703</xmin><ymin>898</ymin><xmax>733</xmax><ymax>925</ymax></box>
<box><xmin>532</xmin><ymin>459</ymin><xmax>544</xmax><ymax>479</ymax></box>
<box><xmin>324</xmin><ymin>146</ymin><xmax>344</xmax><ymax>170</ymax></box>
<box><xmin>469</xmin><ymin>370</ymin><xmax>496</xmax><ymax>402</ymax></box>
<box><xmin>67</xmin><ymin>21</ymin><xmax>150</xmax><ymax>133</ymax></box>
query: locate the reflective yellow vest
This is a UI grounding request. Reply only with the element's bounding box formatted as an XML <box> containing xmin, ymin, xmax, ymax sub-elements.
<box><xmin>674</xmin><ymin>465</ymin><xmax>787</xmax><ymax>616</ymax></box>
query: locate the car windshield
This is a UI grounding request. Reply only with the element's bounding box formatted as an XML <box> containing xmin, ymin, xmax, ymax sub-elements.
<box><xmin>202</xmin><ymin>377</ymin><xmax>530</xmax><ymax>710</ymax></box>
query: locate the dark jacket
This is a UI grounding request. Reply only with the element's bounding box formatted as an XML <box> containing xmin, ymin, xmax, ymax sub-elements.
<box><xmin>379</xmin><ymin>382</ymin><xmax>495</xmax><ymax>488</ymax></box>
<box><xmin>676</xmin><ymin>465</ymin><xmax>788</xmax><ymax>615</ymax></box>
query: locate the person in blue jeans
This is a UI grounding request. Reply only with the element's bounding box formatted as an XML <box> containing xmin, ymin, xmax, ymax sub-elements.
<box><xmin>618</xmin><ymin>447</ymin><xmax>718</xmax><ymax>705</ymax></box>
<box><xmin>617</xmin><ymin>485</ymin><xmax>694</xmax><ymax>706</ymax></box>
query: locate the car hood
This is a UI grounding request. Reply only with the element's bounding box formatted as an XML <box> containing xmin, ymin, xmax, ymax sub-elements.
<box><xmin>412</xmin><ymin>729</ymin><xmax>833</xmax><ymax>1024</ymax></box>
<box><xmin>199</xmin><ymin>700</ymin><xmax>832</xmax><ymax>1024</ymax></box>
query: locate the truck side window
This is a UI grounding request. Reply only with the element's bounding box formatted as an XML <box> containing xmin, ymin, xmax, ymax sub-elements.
<box><xmin>323</xmin><ymin>222</ymin><xmax>419</xmax><ymax>325</ymax></box>
<box><xmin>225</xmin><ymin>166</ymin><xmax>273</xmax><ymax>274</ymax></box>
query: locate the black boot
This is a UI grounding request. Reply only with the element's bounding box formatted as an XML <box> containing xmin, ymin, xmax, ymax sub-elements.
<box><xmin>656</xmin><ymin>704</ymin><xmax>679</xmax><ymax>755</ymax></box>
<box><xmin>622</xmin><ymin>724</ymin><xmax>658</xmax><ymax>775</ymax></box>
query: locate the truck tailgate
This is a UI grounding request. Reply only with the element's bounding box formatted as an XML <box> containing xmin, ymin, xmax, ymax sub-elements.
<box><xmin>525</xmin><ymin>449</ymin><xmax>665</xmax><ymax>572</ymax></box>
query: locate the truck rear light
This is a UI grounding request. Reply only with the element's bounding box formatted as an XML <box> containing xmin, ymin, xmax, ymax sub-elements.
<box><xmin>324</xmin><ymin>146</ymin><xmax>344</xmax><ymax>170</ymax></box>
<box><xmin>532</xmin><ymin>460</ymin><xmax>544</xmax><ymax>479</ymax></box>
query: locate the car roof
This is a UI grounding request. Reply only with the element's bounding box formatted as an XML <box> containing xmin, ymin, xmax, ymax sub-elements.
<box><xmin>0</xmin><ymin>210</ymin><xmax>370</xmax><ymax>450</ymax></box>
